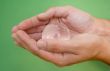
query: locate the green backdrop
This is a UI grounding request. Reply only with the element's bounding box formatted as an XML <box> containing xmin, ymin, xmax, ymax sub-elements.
<box><xmin>0</xmin><ymin>0</ymin><xmax>110</xmax><ymax>71</ymax></box>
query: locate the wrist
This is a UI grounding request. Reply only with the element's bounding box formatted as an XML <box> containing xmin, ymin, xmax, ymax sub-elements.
<box><xmin>96</xmin><ymin>39</ymin><xmax>110</xmax><ymax>64</ymax></box>
<box><xmin>95</xmin><ymin>19</ymin><xmax>110</xmax><ymax>64</ymax></box>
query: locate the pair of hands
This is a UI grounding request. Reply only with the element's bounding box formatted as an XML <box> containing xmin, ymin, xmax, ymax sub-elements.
<box><xmin>12</xmin><ymin>6</ymin><xmax>110</xmax><ymax>66</ymax></box>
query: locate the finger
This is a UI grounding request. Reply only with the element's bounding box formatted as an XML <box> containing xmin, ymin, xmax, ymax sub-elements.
<box><xmin>16</xmin><ymin>30</ymin><xmax>82</xmax><ymax>66</ymax></box>
<box><xmin>37</xmin><ymin>34</ymin><xmax>99</xmax><ymax>53</ymax></box>
<box><xmin>35</xmin><ymin>51</ymin><xmax>76</xmax><ymax>67</ymax></box>
<box><xmin>26</xmin><ymin>25</ymin><xmax>45</xmax><ymax>34</ymax></box>
<box><xmin>12</xmin><ymin>33</ymin><xmax>23</xmax><ymax>47</ymax></box>
<box><xmin>16</xmin><ymin>30</ymin><xmax>65</xmax><ymax>65</ymax></box>
<box><xmin>37</xmin><ymin>6</ymin><xmax>71</xmax><ymax>21</ymax></box>
<box><xmin>37</xmin><ymin>39</ymin><xmax>78</xmax><ymax>54</ymax></box>
<box><xmin>16</xmin><ymin>30</ymin><xmax>51</xmax><ymax>57</ymax></box>
<box><xmin>12</xmin><ymin>26</ymin><xmax>19</xmax><ymax>33</ymax></box>
<box><xmin>36</xmin><ymin>50</ymin><xmax>64</xmax><ymax>66</ymax></box>
<box><xmin>12</xmin><ymin>33</ymin><xmax>27</xmax><ymax>48</ymax></box>
<box><xmin>29</xmin><ymin>33</ymin><xmax>41</xmax><ymax>40</ymax></box>
<box><xmin>16</xmin><ymin>30</ymin><xmax>39</xmax><ymax>52</ymax></box>
<box><xmin>12</xmin><ymin>16</ymin><xmax>48</xmax><ymax>33</ymax></box>
<box><xmin>60</xmin><ymin>53</ymin><xmax>82</xmax><ymax>66</ymax></box>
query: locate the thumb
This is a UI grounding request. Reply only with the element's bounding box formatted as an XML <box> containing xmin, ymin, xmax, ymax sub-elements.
<box><xmin>37</xmin><ymin>39</ymin><xmax>76</xmax><ymax>53</ymax></box>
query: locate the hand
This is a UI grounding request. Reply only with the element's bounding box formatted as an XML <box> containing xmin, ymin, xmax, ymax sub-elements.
<box><xmin>12</xmin><ymin>6</ymin><xmax>110</xmax><ymax>66</ymax></box>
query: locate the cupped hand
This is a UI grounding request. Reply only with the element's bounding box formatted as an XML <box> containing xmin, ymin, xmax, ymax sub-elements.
<box><xmin>12</xmin><ymin>6</ymin><xmax>108</xmax><ymax>67</ymax></box>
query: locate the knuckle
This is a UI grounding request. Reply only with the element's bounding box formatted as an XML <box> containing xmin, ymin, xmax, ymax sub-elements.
<box><xmin>12</xmin><ymin>34</ymin><xmax>16</xmax><ymax>39</ymax></box>
<box><xmin>48</xmin><ymin>7</ymin><xmax>57</xmax><ymax>11</ymax></box>
<box><xmin>51</xmin><ymin>47</ymin><xmax>58</xmax><ymax>52</ymax></box>
<box><xmin>55</xmin><ymin>59</ymin><xmax>68</xmax><ymax>67</ymax></box>
<box><xmin>64</xmin><ymin>5</ymin><xmax>74</xmax><ymax>9</ymax></box>
<box><xmin>56</xmin><ymin>61</ymin><xmax>67</xmax><ymax>67</ymax></box>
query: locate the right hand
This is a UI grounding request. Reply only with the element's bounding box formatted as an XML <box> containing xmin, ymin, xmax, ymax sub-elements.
<box><xmin>12</xmin><ymin>6</ymin><xmax>110</xmax><ymax>66</ymax></box>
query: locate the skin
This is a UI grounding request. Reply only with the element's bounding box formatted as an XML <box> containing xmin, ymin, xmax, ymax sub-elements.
<box><xmin>12</xmin><ymin>6</ymin><xmax>110</xmax><ymax>67</ymax></box>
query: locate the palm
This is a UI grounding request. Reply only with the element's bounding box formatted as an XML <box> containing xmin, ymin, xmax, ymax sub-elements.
<box><xmin>23</xmin><ymin>12</ymin><xmax>96</xmax><ymax>66</ymax></box>
<box><xmin>12</xmin><ymin>6</ymin><xmax>99</xmax><ymax>66</ymax></box>
<box><xmin>25</xmin><ymin>8</ymin><xmax>95</xmax><ymax>41</ymax></box>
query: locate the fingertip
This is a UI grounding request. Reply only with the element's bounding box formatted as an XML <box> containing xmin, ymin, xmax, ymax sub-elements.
<box><xmin>12</xmin><ymin>26</ymin><xmax>19</xmax><ymax>33</ymax></box>
<box><xmin>18</xmin><ymin>18</ymin><xmax>33</xmax><ymax>30</ymax></box>
<box><xmin>37</xmin><ymin>13</ymin><xmax>48</xmax><ymax>21</ymax></box>
<box><xmin>16</xmin><ymin>30</ymin><xmax>23</xmax><ymax>34</ymax></box>
<box><xmin>37</xmin><ymin>39</ymin><xmax>47</xmax><ymax>50</ymax></box>
<box><xmin>37</xmin><ymin>9</ymin><xmax>54</xmax><ymax>21</ymax></box>
<box><xmin>12</xmin><ymin>33</ymin><xmax>18</xmax><ymax>45</ymax></box>
<box><xmin>16</xmin><ymin>30</ymin><xmax>33</xmax><ymax>44</ymax></box>
<box><xmin>12</xmin><ymin>33</ymin><xmax>17</xmax><ymax>42</ymax></box>
<box><xmin>11</xmin><ymin>33</ymin><xmax>23</xmax><ymax>47</ymax></box>
<box><xmin>16</xmin><ymin>30</ymin><xmax>26</xmax><ymax>38</ymax></box>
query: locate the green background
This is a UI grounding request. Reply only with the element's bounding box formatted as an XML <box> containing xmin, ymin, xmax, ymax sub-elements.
<box><xmin>0</xmin><ymin>0</ymin><xmax>110</xmax><ymax>71</ymax></box>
